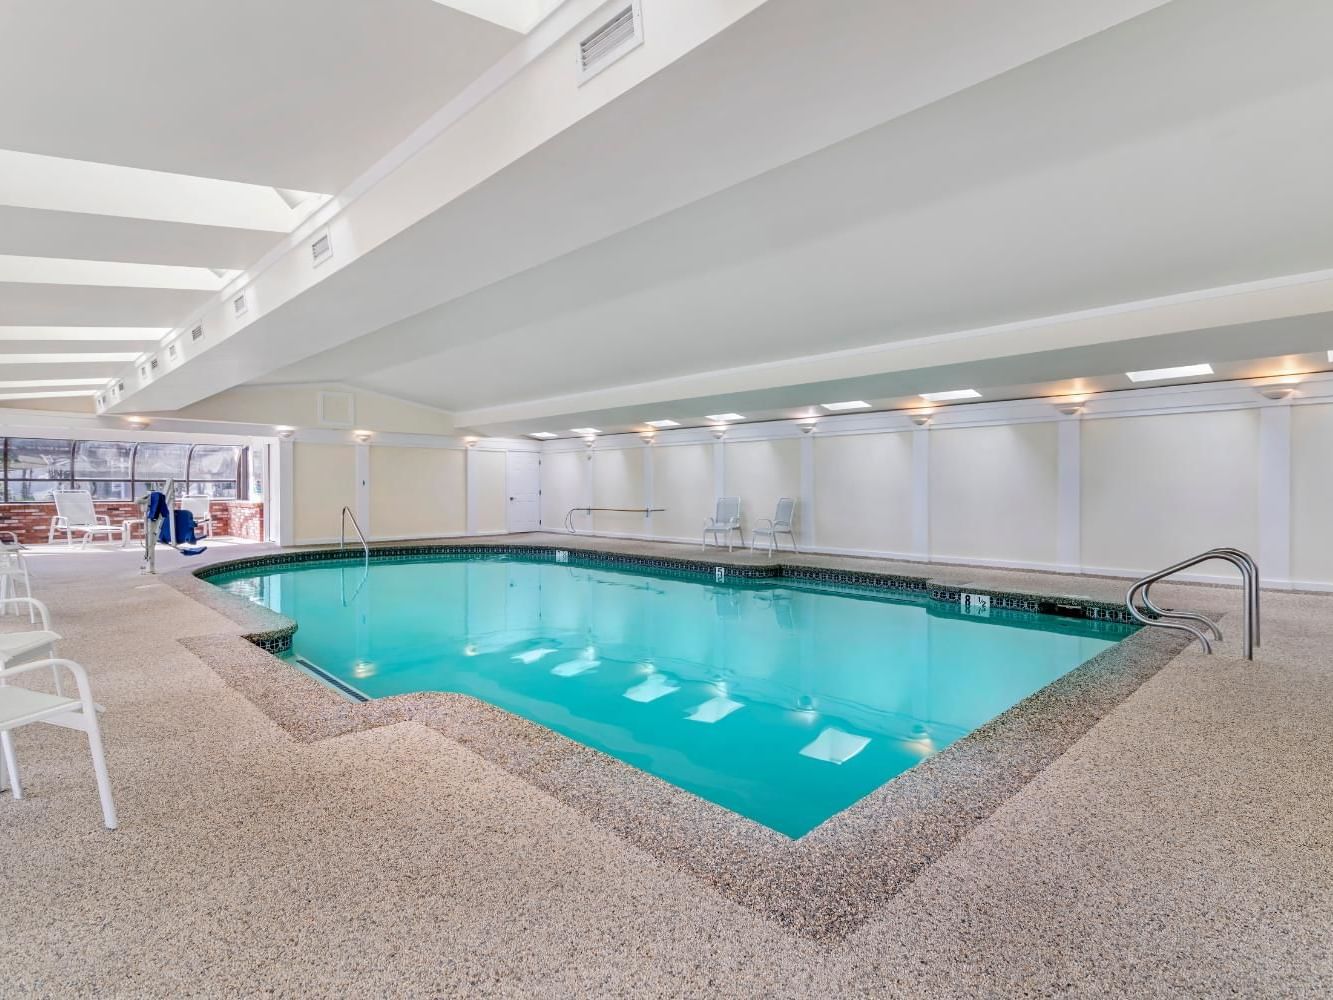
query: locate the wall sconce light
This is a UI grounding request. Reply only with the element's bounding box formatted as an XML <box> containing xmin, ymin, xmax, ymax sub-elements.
<box><xmin>124</xmin><ymin>416</ymin><xmax>150</xmax><ymax>429</ymax></box>
<box><xmin>798</xmin><ymin>420</ymin><xmax>818</xmax><ymax>435</ymax></box>
<box><xmin>583</xmin><ymin>434</ymin><xmax>597</xmax><ymax>447</ymax></box>
<box><xmin>1257</xmin><ymin>384</ymin><xmax>1296</xmax><ymax>401</ymax></box>
<box><xmin>463</xmin><ymin>436</ymin><xmax>480</xmax><ymax>448</ymax></box>
<box><xmin>274</xmin><ymin>425</ymin><xmax>296</xmax><ymax>439</ymax></box>
<box><xmin>639</xmin><ymin>431</ymin><xmax>656</xmax><ymax>445</ymax></box>
<box><xmin>353</xmin><ymin>429</ymin><xmax>373</xmax><ymax>443</ymax></box>
<box><xmin>910</xmin><ymin>413</ymin><xmax>932</xmax><ymax>427</ymax></box>
<box><xmin>1055</xmin><ymin>402</ymin><xmax>1084</xmax><ymax>416</ymax></box>
<box><xmin>711</xmin><ymin>425</ymin><xmax>727</xmax><ymax>440</ymax></box>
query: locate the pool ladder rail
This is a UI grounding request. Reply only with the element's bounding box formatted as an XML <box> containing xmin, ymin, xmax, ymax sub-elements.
<box><xmin>1126</xmin><ymin>547</ymin><xmax>1259</xmax><ymax>660</ymax></box>
<box><xmin>339</xmin><ymin>506</ymin><xmax>369</xmax><ymax>606</ymax></box>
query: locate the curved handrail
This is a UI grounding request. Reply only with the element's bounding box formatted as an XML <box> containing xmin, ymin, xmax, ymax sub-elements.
<box><xmin>340</xmin><ymin>506</ymin><xmax>368</xmax><ymax>564</ymax></box>
<box><xmin>1126</xmin><ymin>548</ymin><xmax>1259</xmax><ymax>660</ymax></box>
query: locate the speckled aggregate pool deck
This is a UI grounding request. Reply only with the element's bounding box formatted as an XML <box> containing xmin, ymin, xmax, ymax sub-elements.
<box><xmin>2</xmin><ymin>534</ymin><xmax>1330</xmax><ymax>997</ymax></box>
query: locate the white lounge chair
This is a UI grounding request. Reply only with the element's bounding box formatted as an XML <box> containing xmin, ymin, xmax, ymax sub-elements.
<box><xmin>48</xmin><ymin>491</ymin><xmax>121</xmax><ymax>548</ymax></box>
<box><xmin>0</xmin><ymin>536</ymin><xmax>34</xmax><ymax>622</ymax></box>
<box><xmin>751</xmin><ymin>497</ymin><xmax>798</xmax><ymax>555</ymax></box>
<box><xmin>0</xmin><ymin>655</ymin><xmax>117</xmax><ymax>829</ymax></box>
<box><xmin>179</xmin><ymin>495</ymin><xmax>213</xmax><ymax>539</ymax></box>
<box><xmin>702</xmin><ymin>497</ymin><xmax>744</xmax><ymax>551</ymax></box>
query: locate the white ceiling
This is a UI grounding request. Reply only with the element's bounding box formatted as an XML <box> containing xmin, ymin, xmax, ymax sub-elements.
<box><xmin>0</xmin><ymin>0</ymin><xmax>524</xmax><ymax>403</ymax></box>
<box><xmin>245</xmin><ymin>0</ymin><xmax>1333</xmax><ymax>434</ymax></box>
<box><xmin>0</xmin><ymin>0</ymin><xmax>521</xmax><ymax>192</ymax></box>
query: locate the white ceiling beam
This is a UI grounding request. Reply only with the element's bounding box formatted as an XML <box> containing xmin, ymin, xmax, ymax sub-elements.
<box><xmin>0</xmin><ymin>389</ymin><xmax>98</xmax><ymax>401</ymax></box>
<box><xmin>0</xmin><ymin>255</ymin><xmax>233</xmax><ymax>291</ymax></box>
<box><xmin>0</xmin><ymin>353</ymin><xmax>139</xmax><ymax>364</ymax></box>
<box><xmin>0</xmin><ymin>148</ymin><xmax>323</xmax><ymax>232</ymax></box>
<box><xmin>0</xmin><ymin>378</ymin><xmax>111</xmax><ymax>389</ymax></box>
<box><xmin>427</xmin><ymin>0</ymin><xmax>559</xmax><ymax>33</ymax></box>
<box><xmin>0</xmin><ymin>326</ymin><xmax>166</xmax><ymax>342</ymax></box>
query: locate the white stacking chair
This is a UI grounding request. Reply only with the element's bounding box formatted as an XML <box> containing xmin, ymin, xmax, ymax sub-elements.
<box><xmin>0</xmin><ymin>654</ymin><xmax>117</xmax><ymax>830</ymax></box>
<box><xmin>702</xmin><ymin>497</ymin><xmax>744</xmax><ymax>551</ymax></box>
<box><xmin>751</xmin><ymin>497</ymin><xmax>798</xmax><ymax>555</ymax></box>
<box><xmin>48</xmin><ymin>490</ymin><xmax>121</xmax><ymax>548</ymax></box>
<box><xmin>0</xmin><ymin>597</ymin><xmax>62</xmax><ymax>692</ymax></box>
<box><xmin>179</xmin><ymin>495</ymin><xmax>213</xmax><ymax>539</ymax></box>
<box><xmin>0</xmin><ymin>534</ymin><xmax>35</xmax><ymax>622</ymax></box>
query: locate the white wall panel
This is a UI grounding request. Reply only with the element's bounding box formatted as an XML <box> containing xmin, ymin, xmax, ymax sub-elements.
<box><xmin>369</xmin><ymin>446</ymin><xmax>464</xmax><ymax>538</ymax></box>
<box><xmin>541</xmin><ymin>449</ymin><xmax>586</xmax><ymax>532</ymax></box>
<box><xmin>292</xmin><ymin>442</ymin><xmax>356</xmax><ymax>543</ymax></box>
<box><xmin>813</xmin><ymin>432</ymin><xmax>914</xmax><ymax>553</ymax></box>
<box><xmin>1081</xmin><ymin>410</ymin><xmax>1259</xmax><ymax>577</ymax></box>
<box><xmin>930</xmin><ymin>423</ymin><xmax>1059</xmax><ymax>566</ymax></box>
<box><xmin>724</xmin><ymin>438</ymin><xmax>801</xmax><ymax>538</ymax></box>
<box><xmin>593</xmin><ymin>447</ymin><xmax>647</xmax><ymax>535</ymax></box>
<box><xmin>471</xmin><ymin>448</ymin><xmax>508</xmax><ymax>533</ymax></box>
<box><xmin>653</xmin><ymin>443</ymin><xmax>715</xmax><ymax>541</ymax></box>
<box><xmin>1291</xmin><ymin>403</ymin><xmax>1333</xmax><ymax>585</ymax></box>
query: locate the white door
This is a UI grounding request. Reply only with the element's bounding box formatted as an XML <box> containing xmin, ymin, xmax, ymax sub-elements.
<box><xmin>506</xmin><ymin>451</ymin><xmax>541</xmax><ymax>532</ymax></box>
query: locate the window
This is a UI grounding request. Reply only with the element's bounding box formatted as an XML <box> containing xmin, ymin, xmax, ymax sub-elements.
<box><xmin>0</xmin><ymin>438</ymin><xmax>249</xmax><ymax>502</ymax></box>
<box><xmin>185</xmin><ymin>444</ymin><xmax>242</xmax><ymax>499</ymax></box>
<box><xmin>4</xmin><ymin>438</ymin><xmax>74</xmax><ymax>501</ymax></box>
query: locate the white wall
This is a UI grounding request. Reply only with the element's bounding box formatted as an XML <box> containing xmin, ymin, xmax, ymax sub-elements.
<box><xmin>813</xmin><ymin>432</ymin><xmax>914</xmax><ymax>553</ymax></box>
<box><xmin>292</xmin><ymin>443</ymin><xmax>356</xmax><ymax>544</ymax></box>
<box><xmin>539</xmin><ymin>373</ymin><xmax>1333</xmax><ymax>589</ymax></box>
<box><xmin>469</xmin><ymin>448</ymin><xmax>508</xmax><ymax>534</ymax></box>
<box><xmin>1081</xmin><ymin>410</ymin><xmax>1260</xmax><ymax>577</ymax></box>
<box><xmin>931</xmin><ymin>423</ymin><xmax>1060</xmax><ymax>568</ymax></box>
<box><xmin>369</xmin><ymin>446</ymin><xmax>465</xmax><ymax>539</ymax></box>
<box><xmin>541</xmin><ymin>449</ymin><xmax>586</xmax><ymax>532</ymax></box>
<box><xmin>593</xmin><ymin>447</ymin><xmax>647</xmax><ymax>535</ymax></box>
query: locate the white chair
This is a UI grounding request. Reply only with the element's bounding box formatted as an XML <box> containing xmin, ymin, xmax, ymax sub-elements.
<box><xmin>702</xmin><ymin>497</ymin><xmax>744</xmax><ymax>551</ymax></box>
<box><xmin>179</xmin><ymin>495</ymin><xmax>213</xmax><ymax>539</ymax></box>
<box><xmin>48</xmin><ymin>491</ymin><xmax>121</xmax><ymax>548</ymax></box>
<box><xmin>751</xmin><ymin>497</ymin><xmax>798</xmax><ymax>555</ymax></box>
<box><xmin>0</xmin><ymin>536</ymin><xmax>35</xmax><ymax>622</ymax></box>
<box><xmin>0</xmin><ymin>655</ymin><xmax>117</xmax><ymax>830</ymax></box>
<box><xmin>0</xmin><ymin>596</ymin><xmax>62</xmax><ymax>692</ymax></box>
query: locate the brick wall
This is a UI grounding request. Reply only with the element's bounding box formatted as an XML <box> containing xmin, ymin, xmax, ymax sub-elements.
<box><xmin>0</xmin><ymin>500</ymin><xmax>266</xmax><ymax>544</ymax></box>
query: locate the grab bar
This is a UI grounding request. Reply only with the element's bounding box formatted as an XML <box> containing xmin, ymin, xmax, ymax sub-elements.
<box><xmin>340</xmin><ymin>506</ymin><xmax>368</xmax><ymax>565</ymax></box>
<box><xmin>1126</xmin><ymin>548</ymin><xmax>1259</xmax><ymax>660</ymax></box>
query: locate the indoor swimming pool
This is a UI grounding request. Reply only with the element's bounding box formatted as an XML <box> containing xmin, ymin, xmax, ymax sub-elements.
<box><xmin>209</xmin><ymin>553</ymin><xmax>1132</xmax><ymax>837</ymax></box>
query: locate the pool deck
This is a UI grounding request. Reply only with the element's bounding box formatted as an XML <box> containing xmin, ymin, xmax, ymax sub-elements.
<box><xmin>2</xmin><ymin>533</ymin><xmax>1331</xmax><ymax>997</ymax></box>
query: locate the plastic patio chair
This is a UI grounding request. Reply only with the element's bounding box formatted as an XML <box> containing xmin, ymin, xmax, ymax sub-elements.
<box><xmin>179</xmin><ymin>496</ymin><xmax>213</xmax><ymax>539</ymax></box>
<box><xmin>0</xmin><ymin>650</ymin><xmax>117</xmax><ymax>830</ymax></box>
<box><xmin>0</xmin><ymin>535</ymin><xmax>34</xmax><ymax>622</ymax></box>
<box><xmin>751</xmin><ymin>497</ymin><xmax>798</xmax><ymax>555</ymax></box>
<box><xmin>48</xmin><ymin>491</ymin><xmax>121</xmax><ymax>548</ymax></box>
<box><xmin>702</xmin><ymin>497</ymin><xmax>744</xmax><ymax>551</ymax></box>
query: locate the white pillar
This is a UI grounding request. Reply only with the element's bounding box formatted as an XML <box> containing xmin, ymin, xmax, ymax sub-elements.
<box><xmin>799</xmin><ymin>432</ymin><xmax>815</xmax><ymax>548</ymax></box>
<box><xmin>911</xmin><ymin>426</ymin><xmax>930</xmax><ymax>559</ymax></box>
<box><xmin>713</xmin><ymin>437</ymin><xmax>726</xmax><ymax>498</ymax></box>
<box><xmin>465</xmin><ymin>446</ymin><xmax>478</xmax><ymax>535</ymax></box>
<box><xmin>275</xmin><ymin>437</ymin><xmax>294</xmax><ymax>547</ymax></box>
<box><xmin>355</xmin><ymin>443</ymin><xmax>371</xmax><ymax>537</ymax></box>
<box><xmin>643</xmin><ymin>442</ymin><xmax>655</xmax><ymax>539</ymax></box>
<box><xmin>1057</xmin><ymin>417</ymin><xmax>1081</xmax><ymax>573</ymax></box>
<box><xmin>1258</xmin><ymin>403</ymin><xmax>1292</xmax><ymax>586</ymax></box>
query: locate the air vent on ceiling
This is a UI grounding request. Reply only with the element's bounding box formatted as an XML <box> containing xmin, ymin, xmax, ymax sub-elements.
<box><xmin>191</xmin><ymin>324</ymin><xmax>204</xmax><ymax>342</ymax></box>
<box><xmin>233</xmin><ymin>292</ymin><xmax>248</xmax><ymax>318</ymax></box>
<box><xmin>139</xmin><ymin>365</ymin><xmax>148</xmax><ymax>379</ymax></box>
<box><xmin>167</xmin><ymin>343</ymin><xmax>178</xmax><ymax>360</ymax></box>
<box><xmin>578</xmin><ymin>1</ymin><xmax>642</xmax><ymax>83</ymax></box>
<box><xmin>151</xmin><ymin>357</ymin><xmax>160</xmax><ymax>370</ymax></box>
<box><xmin>117</xmin><ymin>381</ymin><xmax>125</xmax><ymax>393</ymax></box>
<box><xmin>310</xmin><ymin>231</ymin><xmax>333</xmax><ymax>268</ymax></box>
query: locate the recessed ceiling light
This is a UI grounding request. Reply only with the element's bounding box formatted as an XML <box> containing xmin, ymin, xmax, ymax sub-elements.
<box><xmin>820</xmin><ymin>400</ymin><xmax>871</xmax><ymax>412</ymax></box>
<box><xmin>705</xmin><ymin>413</ymin><xmax>745</xmax><ymax>422</ymax></box>
<box><xmin>919</xmin><ymin>389</ymin><xmax>981</xmax><ymax>402</ymax></box>
<box><xmin>529</xmin><ymin>431</ymin><xmax>558</xmax><ymax>439</ymax></box>
<box><xmin>644</xmin><ymin>419</ymin><xmax>680</xmax><ymax>428</ymax></box>
<box><xmin>1125</xmin><ymin>364</ymin><xmax>1213</xmax><ymax>383</ymax></box>
<box><xmin>570</xmin><ymin>427</ymin><xmax>600</xmax><ymax>435</ymax></box>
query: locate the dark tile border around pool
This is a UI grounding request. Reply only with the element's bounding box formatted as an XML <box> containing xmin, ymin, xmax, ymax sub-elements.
<box><xmin>164</xmin><ymin>539</ymin><xmax>1187</xmax><ymax>941</ymax></box>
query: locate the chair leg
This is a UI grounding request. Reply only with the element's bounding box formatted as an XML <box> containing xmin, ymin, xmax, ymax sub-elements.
<box><xmin>23</xmin><ymin>569</ymin><xmax>34</xmax><ymax>623</ymax></box>
<box><xmin>84</xmin><ymin>717</ymin><xmax>118</xmax><ymax>830</ymax></box>
<box><xmin>1</xmin><ymin>731</ymin><xmax>23</xmax><ymax>800</ymax></box>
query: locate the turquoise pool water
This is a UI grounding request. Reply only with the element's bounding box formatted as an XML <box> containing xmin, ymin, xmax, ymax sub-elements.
<box><xmin>210</xmin><ymin>555</ymin><xmax>1130</xmax><ymax>837</ymax></box>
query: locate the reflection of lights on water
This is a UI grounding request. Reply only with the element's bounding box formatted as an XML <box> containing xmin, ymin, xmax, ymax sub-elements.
<box><xmin>463</xmin><ymin>644</ymin><xmax>479</xmax><ymax>657</ymax></box>
<box><xmin>352</xmin><ymin>660</ymin><xmax>376</xmax><ymax>678</ymax></box>
<box><xmin>905</xmin><ymin>724</ymin><xmax>935</xmax><ymax>751</ymax></box>
<box><xmin>636</xmin><ymin>660</ymin><xmax>656</xmax><ymax>675</ymax></box>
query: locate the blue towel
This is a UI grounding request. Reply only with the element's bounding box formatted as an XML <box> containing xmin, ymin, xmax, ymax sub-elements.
<box><xmin>146</xmin><ymin>491</ymin><xmax>171</xmax><ymax>522</ymax></box>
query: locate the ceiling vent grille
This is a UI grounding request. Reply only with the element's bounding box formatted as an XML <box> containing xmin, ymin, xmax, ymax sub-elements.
<box><xmin>191</xmin><ymin>324</ymin><xmax>204</xmax><ymax>342</ymax></box>
<box><xmin>150</xmin><ymin>357</ymin><xmax>160</xmax><ymax>370</ymax></box>
<box><xmin>578</xmin><ymin>1</ymin><xmax>642</xmax><ymax>83</ymax></box>
<box><xmin>167</xmin><ymin>343</ymin><xmax>178</xmax><ymax>360</ymax></box>
<box><xmin>117</xmin><ymin>381</ymin><xmax>125</xmax><ymax>394</ymax></box>
<box><xmin>139</xmin><ymin>365</ymin><xmax>148</xmax><ymax>379</ymax></box>
<box><xmin>233</xmin><ymin>293</ymin><xmax>248</xmax><ymax>318</ymax></box>
<box><xmin>310</xmin><ymin>231</ymin><xmax>333</xmax><ymax>268</ymax></box>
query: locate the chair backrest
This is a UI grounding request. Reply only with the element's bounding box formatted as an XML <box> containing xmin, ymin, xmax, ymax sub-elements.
<box><xmin>714</xmin><ymin>496</ymin><xmax>741</xmax><ymax>527</ymax></box>
<box><xmin>180</xmin><ymin>495</ymin><xmax>211</xmax><ymax>519</ymax></box>
<box><xmin>772</xmin><ymin>497</ymin><xmax>796</xmax><ymax>530</ymax></box>
<box><xmin>53</xmin><ymin>490</ymin><xmax>97</xmax><ymax>526</ymax></box>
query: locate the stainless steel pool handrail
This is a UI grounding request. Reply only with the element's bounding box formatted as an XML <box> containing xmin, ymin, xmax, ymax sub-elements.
<box><xmin>340</xmin><ymin>506</ymin><xmax>368</xmax><ymax>565</ymax></box>
<box><xmin>1126</xmin><ymin>548</ymin><xmax>1259</xmax><ymax>660</ymax></box>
